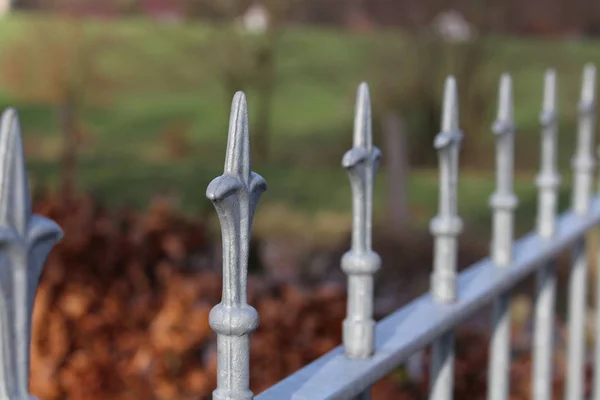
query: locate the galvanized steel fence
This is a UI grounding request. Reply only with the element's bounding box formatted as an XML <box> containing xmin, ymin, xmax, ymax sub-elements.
<box><xmin>1</xmin><ymin>64</ymin><xmax>600</xmax><ymax>400</ymax></box>
<box><xmin>207</xmin><ymin>64</ymin><xmax>600</xmax><ymax>400</ymax></box>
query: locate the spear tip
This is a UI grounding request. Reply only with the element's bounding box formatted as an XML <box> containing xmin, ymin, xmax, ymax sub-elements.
<box><xmin>224</xmin><ymin>91</ymin><xmax>251</xmax><ymax>181</ymax></box>
<box><xmin>441</xmin><ymin>75</ymin><xmax>459</xmax><ymax>133</ymax></box>
<box><xmin>354</xmin><ymin>82</ymin><xmax>372</xmax><ymax>149</ymax></box>
<box><xmin>581</xmin><ymin>63</ymin><xmax>596</xmax><ymax>105</ymax></box>
<box><xmin>493</xmin><ymin>73</ymin><xmax>514</xmax><ymax>134</ymax></box>
<box><xmin>0</xmin><ymin>108</ymin><xmax>31</xmax><ymax>234</ymax></box>
<box><xmin>543</xmin><ymin>68</ymin><xmax>557</xmax><ymax>112</ymax></box>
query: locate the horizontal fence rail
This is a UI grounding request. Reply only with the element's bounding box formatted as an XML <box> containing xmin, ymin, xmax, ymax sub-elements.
<box><xmin>256</xmin><ymin>199</ymin><xmax>600</xmax><ymax>399</ymax></box>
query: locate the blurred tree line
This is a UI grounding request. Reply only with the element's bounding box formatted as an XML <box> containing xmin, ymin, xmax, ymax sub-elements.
<box><xmin>2</xmin><ymin>0</ymin><xmax>292</xmax><ymax>206</ymax></box>
<box><xmin>12</xmin><ymin>0</ymin><xmax>600</xmax><ymax>37</ymax></box>
<box><xmin>2</xmin><ymin>0</ymin><xmax>500</xmax><ymax>228</ymax></box>
<box><xmin>4</xmin><ymin>0</ymin><xmax>587</xmax><ymax>232</ymax></box>
<box><xmin>0</xmin><ymin>16</ymin><xmax>121</xmax><ymax>207</ymax></box>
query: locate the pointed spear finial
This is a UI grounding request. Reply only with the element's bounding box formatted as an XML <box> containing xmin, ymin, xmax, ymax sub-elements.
<box><xmin>580</xmin><ymin>63</ymin><xmax>596</xmax><ymax>114</ymax></box>
<box><xmin>341</xmin><ymin>82</ymin><xmax>381</xmax><ymax>360</ymax></box>
<box><xmin>207</xmin><ymin>92</ymin><xmax>266</xmax><ymax>400</ymax></box>
<box><xmin>430</xmin><ymin>75</ymin><xmax>463</xmax><ymax>303</ymax></box>
<box><xmin>489</xmin><ymin>73</ymin><xmax>518</xmax><ymax>263</ymax></box>
<box><xmin>490</xmin><ymin>73</ymin><xmax>516</xmax><ymax>198</ymax></box>
<box><xmin>492</xmin><ymin>73</ymin><xmax>515</xmax><ymax>137</ymax></box>
<box><xmin>0</xmin><ymin>108</ymin><xmax>63</xmax><ymax>399</ymax></box>
<box><xmin>571</xmin><ymin>64</ymin><xmax>597</xmax><ymax>216</ymax></box>
<box><xmin>428</xmin><ymin>76</ymin><xmax>463</xmax><ymax>400</ymax></box>
<box><xmin>0</xmin><ymin>109</ymin><xmax>31</xmax><ymax>236</ymax></box>
<box><xmin>352</xmin><ymin>82</ymin><xmax>372</xmax><ymax>149</ymax></box>
<box><xmin>343</xmin><ymin>83</ymin><xmax>380</xmax><ymax>171</ymax></box>
<box><xmin>434</xmin><ymin>76</ymin><xmax>461</xmax><ymax>150</ymax></box>
<box><xmin>540</xmin><ymin>69</ymin><xmax>557</xmax><ymax>129</ymax></box>
<box><xmin>441</xmin><ymin>76</ymin><xmax>459</xmax><ymax>133</ymax></box>
<box><xmin>342</xmin><ymin>82</ymin><xmax>381</xmax><ymax>252</ymax></box>
<box><xmin>542</xmin><ymin>68</ymin><xmax>557</xmax><ymax>116</ymax></box>
<box><xmin>433</xmin><ymin>76</ymin><xmax>462</xmax><ymax>219</ymax></box>
<box><xmin>536</xmin><ymin>68</ymin><xmax>561</xmax><ymax>239</ymax></box>
<box><xmin>223</xmin><ymin>92</ymin><xmax>251</xmax><ymax>185</ymax></box>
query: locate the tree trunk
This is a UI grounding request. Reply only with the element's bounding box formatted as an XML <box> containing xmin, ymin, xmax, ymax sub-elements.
<box><xmin>59</xmin><ymin>95</ymin><xmax>78</xmax><ymax>208</ymax></box>
<box><xmin>253</xmin><ymin>34</ymin><xmax>276</xmax><ymax>164</ymax></box>
<box><xmin>383</xmin><ymin>112</ymin><xmax>410</xmax><ymax>233</ymax></box>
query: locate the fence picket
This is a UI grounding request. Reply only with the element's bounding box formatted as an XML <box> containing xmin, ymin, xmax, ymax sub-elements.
<box><xmin>341</xmin><ymin>82</ymin><xmax>382</xmax><ymax>400</ymax></box>
<box><xmin>429</xmin><ymin>76</ymin><xmax>463</xmax><ymax>400</ymax></box>
<box><xmin>532</xmin><ymin>69</ymin><xmax>560</xmax><ymax>400</ymax></box>
<box><xmin>487</xmin><ymin>74</ymin><xmax>519</xmax><ymax>400</ymax></box>
<box><xmin>207</xmin><ymin>92</ymin><xmax>267</xmax><ymax>400</ymax></box>
<box><xmin>566</xmin><ymin>64</ymin><xmax>596</xmax><ymax>400</ymax></box>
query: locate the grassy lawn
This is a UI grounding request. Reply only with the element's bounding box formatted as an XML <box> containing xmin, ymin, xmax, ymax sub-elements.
<box><xmin>0</xmin><ymin>13</ymin><xmax>596</xmax><ymax>239</ymax></box>
<box><xmin>27</xmin><ymin>155</ymin><xmax>577</xmax><ymax>244</ymax></box>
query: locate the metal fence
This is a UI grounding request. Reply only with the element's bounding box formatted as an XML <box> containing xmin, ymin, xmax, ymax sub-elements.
<box><xmin>207</xmin><ymin>64</ymin><xmax>600</xmax><ymax>400</ymax></box>
<box><xmin>0</xmin><ymin>64</ymin><xmax>599</xmax><ymax>400</ymax></box>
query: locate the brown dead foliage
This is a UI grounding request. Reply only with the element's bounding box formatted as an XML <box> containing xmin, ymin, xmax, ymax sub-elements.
<box><xmin>28</xmin><ymin>194</ymin><xmax>587</xmax><ymax>399</ymax></box>
<box><xmin>28</xmin><ymin>193</ymin><xmax>351</xmax><ymax>400</ymax></box>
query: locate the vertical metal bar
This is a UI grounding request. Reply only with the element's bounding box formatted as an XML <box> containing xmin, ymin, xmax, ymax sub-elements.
<box><xmin>594</xmin><ymin>118</ymin><xmax>600</xmax><ymax>400</ymax></box>
<box><xmin>341</xmin><ymin>83</ymin><xmax>381</xmax><ymax>400</ymax></box>
<box><xmin>567</xmin><ymin>63</ymin><xmax>596</xmax><ymax>400</ymax></box>
<box><xmin>532</xmin><ymin>69</ymin><xmax>560</xmax><ymax>400</ymax></box>
<box><xmin>429</xmin><ymin>76</ymin><xmax>463</xmax><ymax>400</ymax></box>
<box><xmin>0</xmin><ymin>109</ymin><xmax>63</xmax><ymax>399</ymax></box>
<box><xmin>207</xmin><ymin>92</ymin><xmax>267</xmax><ymax>400</ymax></box>
<box><xmin>487</xmin><ymin>74</ymin><xmax>519</xmax><ymax>400</ymax></box>
<box><xmin>594</xmin><ymin>74</ymin><xmax>600</xmax><ymax>400</ymax></box>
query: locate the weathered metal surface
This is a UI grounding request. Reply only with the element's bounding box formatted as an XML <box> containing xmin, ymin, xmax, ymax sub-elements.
<box><xmin>207</xmin><ymin>92</ymin><xmax>267</xmax><ymax>400</ymax></box>
<box><xmin>487</xmin><ymin>74</ymin><xmax>518</xmax><ymax>400</ymax></box>
<box><xmin>0</xmin><ymin>109</ymin><xmax>63</xmax><ymax>400</ymax></box>
<box><xmin>566</xmin><ymin>64</ymin><xmax>596</xmax><ymax>400</ymax></box>
<box><xmin>532</xmin><ymin>69</ymin><xmax>560</xmax><ymax>400</ymax></box>
<box><xmin>429</xmin><ymin>76</ymin><xmax>462</xmax><ymax>400</ymax></box>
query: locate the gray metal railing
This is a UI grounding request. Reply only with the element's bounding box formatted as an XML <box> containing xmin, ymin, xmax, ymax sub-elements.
<box><xmin>204</xmin><ymin>64</ymin><xmax>600</xmax><ymax>400</ymax></box>
<box><xmin>0</xmin><ymin>64</ymin><xmax>598</xmax><ymax>400</ymax></box>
